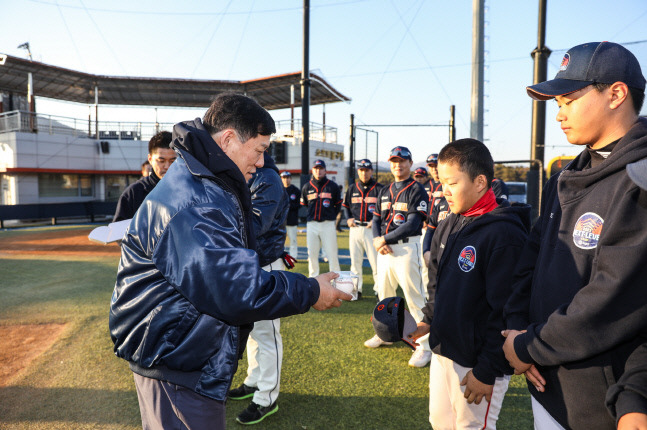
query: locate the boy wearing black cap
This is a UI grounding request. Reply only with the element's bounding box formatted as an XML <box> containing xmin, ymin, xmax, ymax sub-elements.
<box><xmin>502</xmin><ymin>41</ymin><xmax>647</xmax><ymax>429</ymax></box>
<box><xmin>411</xmin><ymin>139</ymin><xmax>530</xmax><ymax>429</ymax></box>
<box><xmin>300</xmin><ymin>159</ymin><xmax>342</xmax><ymax>277</ymax></box>
<box><xmin>365</xmin><ymin>146</ymin><xmax>432</xmax><ymax>368</ymax></box>
<box><xmin>342</xmin><ymin>159</ymin><xmax>383</xmax><ymax>298</ymax></box>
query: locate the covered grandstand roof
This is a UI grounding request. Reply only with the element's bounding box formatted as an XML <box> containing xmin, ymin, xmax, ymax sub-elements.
<box><xmin>0</xmin><ymin>54</ymin><xmax>350</xmax><ymax>110</ymax></box>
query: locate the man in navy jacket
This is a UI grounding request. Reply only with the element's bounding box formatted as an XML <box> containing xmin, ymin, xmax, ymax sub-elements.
<box><xmin>109</xmin><ymin>93</ymin><xmax>350</xmax><ymax>429</ymax></box>
<box><xmin>502</xmin><ymin>42</ymin><xmax>647</xmax><ymax>429</ymax></box>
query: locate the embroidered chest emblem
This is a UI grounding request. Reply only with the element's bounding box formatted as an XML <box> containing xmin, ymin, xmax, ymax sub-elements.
<box><xmin>393</xmin><ymin>213</ymin><xmax>406</xmax><ymax>225</ymax></box>
<box><xmin>573</xmin><ymin>212</ymin><xmax>604</xmax><ymax>249</ymax></box>
<box><xmin>458</xmin><ymin>246</ymin><xmax>477</xmax><ymax>272</ymax></box>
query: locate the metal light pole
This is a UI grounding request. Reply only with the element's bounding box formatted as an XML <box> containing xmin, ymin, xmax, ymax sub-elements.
<box><xmin>300</xmin><ymin>0</ymin><xmax>311</xmax><ymax>188</ymax></box>
<box><xmin>470</xmin><ymin>0</ymin><xmax>484</xmax><ymax>141</ymax></box>
<box><xmin>528</xmin><ymin>0</ymin><xmax>551</xmax><ymax>221</ymax></box>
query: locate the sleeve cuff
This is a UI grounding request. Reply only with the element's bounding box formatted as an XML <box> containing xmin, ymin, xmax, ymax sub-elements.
<box><xmin>513</xmin><ymin>332</ymin><xmax>534</xmax><ymax>364</ymax></box>
<box><xmin>307</xmin><ymin>277</ymin><xmax>320</xmax><ymax>307</ymax></box>
<box><xmin>472</xmin><ymin>364</ymin><xmax>497</xmax><ymax>386</ymax></box>
<box><xmin>614</xmin><ymin>391</ymin><xmax>647</xmax><ymax>421</ymax></box>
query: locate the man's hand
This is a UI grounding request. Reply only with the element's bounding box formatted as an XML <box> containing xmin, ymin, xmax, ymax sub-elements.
<box><xmin>408</xmin><ymin>321</ymin><xmax>430</xmax><ymax>344</ymax></box>
<box><xmin>378</xmin><ymin>244</ymin><xmax>393</xmax><ymax>255</ymax></box>
<box><xmin>460</xmin><ymin>370</ymin><xmax>493</xmax><ymax>404</ymax></box>
<box><xmin>618</xmin><ymin>412</ymin><xmax>647</xmax><ymax>430</ymax></box>
<box><xmin>501</xmin><ymin>329</ymin><xmax>532</xmax><ymax>374</ymax></box>
<box><xmin>366</xmin><ymin>221</ymin><xmax>372</xmax><ymax>228</ymax></box>
<box><xmin>373</xmin><ymin>235</ymin><xmax>386</xmax><ymax>251</ymax></box>
<box><xmin>347</xmin><ymin>217</ymin><xmax>357</xmax><ymax>228</ymax></box>
<box><xmin>312</xmin><ymin>272</ymin><xmax>352</xmax><ymax>310</ymax></box>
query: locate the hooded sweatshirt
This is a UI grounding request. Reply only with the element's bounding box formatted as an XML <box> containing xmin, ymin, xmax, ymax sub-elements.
<box><xmin>423</xmin><ymin>196</ymin><xmax>531</xmax><ymax>385</ymax></box>
<box><xmin>504</xmin><ymin>117</ymin><xmax>647</xmax><ymax>429</ymax></box>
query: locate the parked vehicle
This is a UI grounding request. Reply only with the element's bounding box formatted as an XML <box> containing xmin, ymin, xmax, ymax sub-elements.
<box><xmin>506</xmin><ymin>182</ymin><xmax>527</xmax><ymax>204</ymax></box>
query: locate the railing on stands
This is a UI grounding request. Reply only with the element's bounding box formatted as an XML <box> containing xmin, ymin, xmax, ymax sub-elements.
<box><xmin>274</xmin><ymin>119</ymin><xmax>337</xmax><ymax>144</ymax></box>
<box><xmin>0</xmin><ymin>110</ymin><xmax>174</xmax><ymax>143</ymax></box>
<box><xmin>0</xmin><ymin>201</ymin><xmax>118</xmax><ymax>228</ymax></box>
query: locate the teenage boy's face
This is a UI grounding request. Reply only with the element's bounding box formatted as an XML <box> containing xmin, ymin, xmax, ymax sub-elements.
<box><xmin>554</xmin><ymin>85</ymin><xmax>613</xmax><ymax>150</ymax></box>
<box><xmin>438</xmin><ymin>161</ymin><xmax>485</xmax><ymax>214</ymax></box>
<box><xmin>281</xmin><ymin>176</ymin><xmax>291</xmax><ymax>187</ymax></box>
<box><xmin>428</xmin><ymin>163</ymin><xmax>439</xmax><ymax>181</ymax></box>
<box><xmin>148</xmin><ymin>148</ymin><xmax>177</xmax><ymax>178</ymax></box>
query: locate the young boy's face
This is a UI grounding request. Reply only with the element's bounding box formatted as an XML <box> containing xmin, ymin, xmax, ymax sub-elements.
<box><xmin>438</xmin><ymin>161</ymin><xmax>486</xmax><ymax>214</ymax></box>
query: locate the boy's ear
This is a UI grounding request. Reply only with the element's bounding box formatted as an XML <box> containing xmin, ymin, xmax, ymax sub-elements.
<box><xmin>608</xmin><ymin>81</ymin><xmax>630</xmax><ymax>110</ymax></box>
<box><xmin>475</xmin><ymin>174</ymin><xmax>488</xmax><ymax>192</ymax></box>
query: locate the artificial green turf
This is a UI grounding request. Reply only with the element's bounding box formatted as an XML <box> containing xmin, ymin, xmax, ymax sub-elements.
<box><xmin>0</xmin><ymin>226</ymin><xmax>532</xmax><ymax>429</ymax></box>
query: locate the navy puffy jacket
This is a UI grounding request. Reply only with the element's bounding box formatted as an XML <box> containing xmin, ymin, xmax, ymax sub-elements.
<box><xmin>109</xmin><ymin>119</ymin><xmax>319</xmax><ymax>401</ymax></box>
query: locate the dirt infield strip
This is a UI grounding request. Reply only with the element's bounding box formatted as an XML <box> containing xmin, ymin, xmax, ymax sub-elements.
<box><xmin>0</xmin><ymin>227</ymin><xmax>119</xmax><ymax>385</ymax></box>
<box><xmin>0</xmin><ymin>227</ymin><xmax>122</xmax><ymax>257</ymax></box>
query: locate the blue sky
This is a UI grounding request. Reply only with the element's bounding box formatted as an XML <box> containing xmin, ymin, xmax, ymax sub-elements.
<box><xmin>2</xmin><ymin>0</ymin><xmax>647</xmax><ymax>166</ymax></box>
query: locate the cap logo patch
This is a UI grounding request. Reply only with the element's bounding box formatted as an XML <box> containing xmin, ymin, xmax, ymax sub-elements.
<box><xmin>393</xmin><ymin>213</ymin><xmax>406</xmax><ymax>225</ymax></box>
<box><xmin>573</xmin><ymin>212</ymin><xmax>604</xmax><ymax>249</ymax></box>
<box><xmin>458</xmin><ymin>246</ymin><xmax>476</xmax><ymax>272</ymax></box>
<box><xmin>560</xmin><ymin>53</ymin><xmax>570</xmax><ymax>71</ymax></box>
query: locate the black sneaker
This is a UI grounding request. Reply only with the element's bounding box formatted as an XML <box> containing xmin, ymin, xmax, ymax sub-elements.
<box><xmin>357</xmin><ymin>292</ymin><xmax>363</xmax><ymax>300</ymax></box>
<box><xmin>236</xmin><ymin>401</ymin><xmax>278</xmax><ymax>425</ymax></box>
<box><xmin>228</xmin><ymin>384</ymin><xmax>258</xmax><ymax>400</ymax></box>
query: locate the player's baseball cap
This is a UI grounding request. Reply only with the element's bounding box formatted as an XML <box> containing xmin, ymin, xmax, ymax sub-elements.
<box><xmin>280</xmin><ymin>171</ymin><xmax>291</xmax><ymax>177</ymax></box>
<box><xmin>527</xmin><ymin>42</ymin><xmax>646</xmax><ymax>101</ymax></box>
<box><xmin>426</xmin><ymin>153</ymin><xmax>438</xmax><ymax>165</ymax></box>
<box><xmin>413</xmin><ymin>167</ymin><xmax>428</xmax><ymax>177</ymax></box>
<box><xmin>357</xmin><ymin>159</ymin><xmax>373</xmax><ymax>169</ymax></box>
<box><xmin>388</xmin><ymin>146</ymin><xmax>412</xmax><ymax>162</ymax></box>
<box><xmin>372</xmin><ymin>297</ymin><xmax>418</xmax><ymax>350</ymax></box>
<box><xmin>312</xmin><ymin>159</ymin><xmax>326</xmax><ymax>169</ymax></box>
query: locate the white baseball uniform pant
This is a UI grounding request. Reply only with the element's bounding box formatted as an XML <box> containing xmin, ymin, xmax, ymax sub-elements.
<box><xmin>420</xmin><ymin>231</ymin><xmax>429</xmax><ymax>299</ymax></box>
<box><xmin>376</xmin><ymin>237</ymin><xmax>430</xmax><ymax>351</ymax></box>
<box><xmin>306</xmin><ymin>220</ymin><xmax>340</xmax><ymax>277</ymax></box>
<box><xmin>531</xmin><ymin>396</ymin><xmax>566</xmax><ymax>430</ymax></box>
<box><xmin>349</xmin><ymin>225</ymin><xmax>378</xmax><ymax>294</ymax></box>
<box><xmin>429</xmin><ymin>353</ymin><xmax>510</xmax><ymax>430</ymax></box>
<box><xmin>243</xmin><ymin>258</ymin><xmax>286</xmax><ymax>407</ymax></box>
<box><xmin>286</xmin><ymin>224</ymin><xmax>299</xmax><ymax>258</ymax></box>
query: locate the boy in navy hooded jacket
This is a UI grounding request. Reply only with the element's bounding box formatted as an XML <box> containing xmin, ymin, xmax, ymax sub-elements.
<box><xmin>411</xmin><ymin>139</ymin><xmax>530</xmax><ymax>429</ymax></box>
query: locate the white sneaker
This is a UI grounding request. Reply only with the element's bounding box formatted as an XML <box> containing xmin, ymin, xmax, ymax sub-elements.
<box><xmin>364</xmin><ymin>334</ymin><xmax>393</xmax><ymax>348</ymax></box>
<box><xmin>408</xmin><ymin>346</ymin><xmax>432</xmax><ymax>367</ymax></box>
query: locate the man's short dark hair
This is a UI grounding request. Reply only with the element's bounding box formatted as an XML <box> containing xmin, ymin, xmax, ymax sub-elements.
<box><xmin>438</xmin><ymin>139</ymin><xmax>494</xmax><ymax>186</ymax></box>
<box><xmin>592</xmin><ymin>82</ymin><xmax>645</xmax><ymax>115</ymax></box>
<box><xmin>202</xmin><ymin>93</ymin><xmax>276</xmax><ymax>142</ymax></box>
<box><xmin>148</xmin><ymin>131</ymin><xmax>172</xmax><ymax>154</ymax></box>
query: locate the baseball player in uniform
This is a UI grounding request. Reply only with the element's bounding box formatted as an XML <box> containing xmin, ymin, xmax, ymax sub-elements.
<box><xmin>342</xmin><ymin>159</ymin><xmax>383</xmax><ymax>299</ymax></box>
<box><xmin>413</xmin><ymin>167</ymin><xmax>432</xmax><ymax>293</ymax></box>
<box><xmin>364</xmin><ymin>146</ymin><xmax>432</xmax><ymax>368</ymax></box>
<box><xmin>300</xmin><ymin>159</ymin><xmax>342</xmax><ymax>277</ymax></box>
<box><xmin>281</xmin><ymin>171</ymin><xmax>301</xmax><ymax>258</ymax></box>
<box><xmin>229</xmin><ymin>152</ymin><xmax>290</xmax><ymax>424</ymax></box>
<box><xmin>426</xmin><ymin>153</ymin><xmax>443</xmax><ymax>204</ymax></box>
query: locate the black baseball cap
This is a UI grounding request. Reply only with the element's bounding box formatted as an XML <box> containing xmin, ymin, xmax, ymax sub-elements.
<box><xmin>426</xmin><ymin>153</ymin><xmax>438</xmax><ymax>165</ymax></box>
<box><xmin>357</xmin><ymin>159</ymin><xmax>373</xmax><ymax>169</ymax></box>
<box><xmin>312</xmin><ymin>159</ymin><xmax>326</xmax><ymax>169</ymax></box>
<box><xmin>372</xmin><ymin>297</ymin><xmax>418</xmax><ymax>350</ymax></box>
<box><xmin>413</xmin><ymin>167</ymin><xmax>428</xmax><ymax>177</ymax></box>
<box><xmin>280</xmin><ymin>171</ymin><xmax>291</xmax><ymax>177</ymax></box>
<box><xmin>527</xmin><ymin>42</ymin><xmax>646</xmax><ymax>101</ymax></box>
<box><xmin>388</xmin><ymin>146</ymin><xmax>412</xmax><ymax>162</ymax></box>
